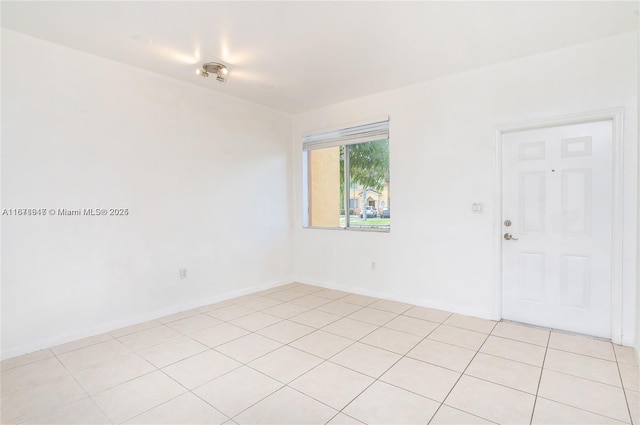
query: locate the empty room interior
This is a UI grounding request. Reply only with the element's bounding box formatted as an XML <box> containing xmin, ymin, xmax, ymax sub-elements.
<box><xmin>2</xmin><ymin>1</ymin><xmax>640</xmax><ymax>424</ymax></box>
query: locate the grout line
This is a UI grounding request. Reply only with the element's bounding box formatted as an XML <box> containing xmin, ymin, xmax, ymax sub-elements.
<box><xmin>49</xmin><ymin>349</ymin><xmax>114</xmax><ymax>425</ymax></box>
<box><xmin>534</xmin><ymin>395</ymin><xmax>634</xmax><ymax>424</ymax></box>
<box><xmin>613</xmin><ymin>343</ymin><xmax>636</xmax><ymax>424</ymax></box>
<box><xmin>529</xmin><ymin>330</ymin><xmax>550</xmax><ymax>425</ymax></box>
<box><xmin>427</xmin><ymin>320</ymin><xmax>498</xmax><ymax>424</ymax></box>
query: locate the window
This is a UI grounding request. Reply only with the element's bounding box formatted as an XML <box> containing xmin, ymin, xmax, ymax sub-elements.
<box><xmin>302</xmin><ymin>119</ymin><xmax>390</xmax><ymax>231</ymax></box>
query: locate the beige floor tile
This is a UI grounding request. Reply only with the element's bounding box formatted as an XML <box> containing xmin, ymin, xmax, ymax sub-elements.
<box><xmin>326</xmin><ymin>412</ymin><xmax>366</xmax><ymax>424</ymax></box>
<box><xmin>229</xmin><ymin>311</ymin><xmax>282</xmax><ymax>332</ymax></box>
<box><xmin>73</xmin><ymin>353</ymin><xmax>155</xmax><ymax>394</ymax></box>
<box><xmin>360</xmin><ymin>326</ymin><xmax>422</xmax><ymax>354</ymax></box>
<box><xmin>408</xmin><ymin>339</ymin><xmax>476</xmax><ymax>372</ymax></box>
<box><xmin>1</xmin><ymin>375</ymin><xmax>87</xmax><ymax>424</ymax></box>
<box><xmin>165</xmin><ymin>314</ymin><xmax>222</xmax><ymax>334</ymax></box>
<box><xmin>429</xmin><ymin>405</ymin><xmax>495</xmax><ymax>424</ymax></box>
<box><xmin>384</xmin><ymin>315</ymin><xmax>439</xmax><ymax>337</ymax></box>
<box><xmin>189</xmin><ymin>322</ymin><xmax>250</xmax><ymax>348</ymax></box>
<box><xmin>322</xmin><ymin>317</ymin><xmax>379</xmax><ymax>340</ymax></box>
<box><xmin>538</xmin><ymin>369</ymin><xmax>630</xmax><ymax>422</ymax></box>
<box><xmin>544</xmin><ymin>348</ymin><xmax>621</xmax><ymax>386</ymax></box>
<box><xmin>57</xmin><ymin>339</ymin><xmax>132</xmax><ymax>372</ymax></box>
<box><xmin>445</xmin><ymin>375</ymin><xmax>535</xmax><ymax>424</ymax></box>
<box><xmin>368</xmin><ymin>299</ymin><xmax>413</xmax><ymax>314</ymax></box>
<box><xmin>491</xmin><ymin>322</ymin><xmax>549</xmax><ymax>347</ymax></box>
<box><xmin>266</xmin><ymin>289</ymin><xmax>307</xmax><ymax>302</ymax></box>
<box><xmin>162</xmin><ymin>349</ymin><xmax>241</xmax><ymax>389</ymax></box>
<box><xmin>124</xmin><ymin>392</ymin><xmax>228</xmax><ymax>424</ymax></box>
<box><xmin>314</xmin><ymin>288</ymin><xmax>351</xmax><ymax>300</ymax></box>
<box><xmin>344</xmin><ymin>380</ymin><xmax>439</xmax><ymax>424</ymax></box>
<box><xmin>205</xmin><ymin>305</ymin><xmax>255</xmax><ymax>321</ymax></box>
<box><xmin>194</xmin><ymin>366</ymin><xmax>282</xmax><ymax>417</ymax></box>
<box><xmin>235</xmin><ymin>386</ymin><xmax>337</xmax><ymax>424</ymax></box>
<box><xmin>157</xmin><ymin>309</ymin><xmax>200</xmax><ymax>324</ymax></box>
<box><xmin>237</xmin><ymin>296</ymin><xmax>283</xmax><ymax>311</ymax></box>
<box><xmin>403</xmin><ymin>306</ymin><xmax>452</xmax><ymax>323</ymax></box>
<box><xmin>248</xmin><ymin>346</ymin><xmax>323</xmax><ymax>383</ymax></box>
<box><xmin>627</xmin><ymin>390</ymin><xmax>639</xmax><ymax>424</ymax></box>
<box><xmin>480</xmin><ymin>335</ymin><xmax>546</xmax><ymax>367</ymax></box>
<box><xmin>51</xmin><ymin>333</ymin><xmax>114</xmax><ymax>355</ymax></box>
<box><xmin>262</xmin><ymin>302</ymin><xmax>309</xmax><ymax>319</ymax></box>
<box><xmin>290</xmin><ymin>309</ymin><xmax>342</xmax><ymax>328</ymax></box>
<box><xmin>92</xmin><ymin>370</ymin><xmax>186</xmax><ymax>423</ymax></box>
<box><xmin>110</xmin><ymin>320</ymin><xmax>161</xmax><ymax>338</ymax></box>
<box><xmin>1</xmin><ymin>356</ymin><xmax>68</xmax><ymax>396</ymax></box>
<box><xmin>290</xmin><ymin>294</ymin><xmax>333</xmax><ymax>308</ymax></box>
<box><xmin>614</xmin><ymin>345</ymin><xmax>639</xmax><ymax>366</ymax></box>
<box><xmin>23</xmin><ymin>397</ymin><xmax>110</xmax><ymax>425</ymax></box>
<box><xmin>380</xmin><ymin>357</ymin><xmax>460</xmax><ymax>402</ymax></box>
<box><xmin>137</xmin><ymin>336</ymin><xmax>208</xmax><ymax>368</ymax></box>
<box><xmin>117</xmin><ymin>326</ymin><xmax>183</xmax><ymax>352</ymax></box>
<box><xmin>465</xmin><ymin>353</ymin><xmax>541</xmax><ymax>394</ymax></box>
<box><xmin>427</xmin><ymin>325</ymin><xmax>487</xmax><ymax>351</ymax></box>
<box><xmin>214</xmin><ymin>333</ymin><xmax>283</xmax><ymax>363</ymax></box>
<box><xmin>340</xmin><ymin>293</ymin><xmax>379</xmax><ymax>306</ymax></box>
<box><xmin>288</xmin><ymin>283</ymin><xmax>325</xmax><ymax>294</ymax></box>
<box><xmin>290</xmin><ymin>361</ymin><xmax>373</xmax><ymax>409</ymax></box>
<box><xmin>290</xmin><ymin>330</ymin><xmax>353</xmax><ymax>359</ymax></box>
<box><xmin>256</xmin><ymin>285</ymin><xmax>291</xmax><ymax>295</ymax></box>
<box><xmin>532</xmin><ymin>397</ymin><xmax>626</xmax><ymax>424</ymax></box>
<box><xmin>256</xmin><ymin>320</ymin><xmax>315</xmax><ymax>344</ymax></box>
<box><xmin>229</xmin><ymin>293</ymin><xmax>261</xmax><ymax>302</ymax></box>
<box><xmin>317</xmin><ymin>300</ymin><xmax>364</xmax><ymax>316</ymax></box>
<box><xmin>348</xmin><ymin>307</ymin><xmax>398</xmax><ymax>325</ymax></box>
<box><xmin>548</xmin><ymin>332</ymin><xmax>615</xmax><ymax>361</ymax></box>
<box><xmin>198</xmin><ymin>299</ymin><xmax>238</xmax><ymax>313</ymax></box>
<box><xmin>443</xmin><ymin>314</ymin><xmax>497</xmax><ymax>334</ymax></box>
<box><xmin>330</xmin><ymin>342</ymin><xmax>401</xmax><ymax>378</ymax></box>
<box><xmin>620</xmin><ymin>363</ymin><xmax>640</xmax><ymax>391</ymax></box>
<box><xmin>0</xmin><ymin>350</ymin><xmax>54</xmax><ymax>372</ymax></box>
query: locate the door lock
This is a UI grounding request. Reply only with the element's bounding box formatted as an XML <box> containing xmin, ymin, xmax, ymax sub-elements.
<box><xmin>504</xmin><ymin>233</ymin><xmax>518</xmax><ymax>241</ymax></box>
<box><xmin>504</xmin><ymin>219</ymin><xmax>512</xmax><ymax>227</ymax></box>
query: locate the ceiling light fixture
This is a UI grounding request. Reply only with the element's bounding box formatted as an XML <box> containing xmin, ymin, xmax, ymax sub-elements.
<box><xmin>196</xmin><ymin>62</ymin><xmax>229</xmax><ymax>83</ymax></box>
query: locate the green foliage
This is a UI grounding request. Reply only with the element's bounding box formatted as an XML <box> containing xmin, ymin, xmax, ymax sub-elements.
<box><xmin>340</xmin><ymin>139</ymin><xmax>389</xmax><ymax>192</ymax></box>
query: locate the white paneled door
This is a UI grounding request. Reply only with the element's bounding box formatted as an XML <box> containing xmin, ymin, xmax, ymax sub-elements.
<box><xmin>501</xmin><ymin>120</ymin><xmax>613</xmax><ymax>338</ymax></box>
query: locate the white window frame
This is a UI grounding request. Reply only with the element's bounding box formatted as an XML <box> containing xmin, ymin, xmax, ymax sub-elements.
<box><xmin>302</xmin><ymin>117</ymin><xmax>390</xmax><ymax>232</ymax></box>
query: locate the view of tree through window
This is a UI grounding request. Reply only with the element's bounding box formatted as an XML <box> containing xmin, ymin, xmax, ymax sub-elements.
<box><xmin>340</xmin><ymin>140</ymin><xmax>390</xmax><ymax>229</ymax></box>
<box><xmin>303</xmin><ymin>119</ymin><xmax>390</xmax><ymax>231</ymax></box>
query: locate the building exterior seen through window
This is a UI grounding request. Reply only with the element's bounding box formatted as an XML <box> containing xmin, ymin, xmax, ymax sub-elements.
<box><xmin>303</xmin><ymin>120</ymin><xmax>390</xmax><ymax>231</ymax></box>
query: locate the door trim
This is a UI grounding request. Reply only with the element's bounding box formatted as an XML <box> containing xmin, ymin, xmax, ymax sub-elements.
<box><xmin>494</xmin><ymin>108</ymin><xmax>624</xmax><ymax>344</ymax></box>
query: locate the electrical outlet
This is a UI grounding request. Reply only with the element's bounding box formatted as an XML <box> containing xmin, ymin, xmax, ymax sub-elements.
<box><xmin>179</xmin><ymin>267</ymin><xmax>187</xmax><ymax>279</ymax></box>
<box><xmin>371</xmin><ymin>261</ymin><xmax>376</xmax><ymax>271</ymax></box>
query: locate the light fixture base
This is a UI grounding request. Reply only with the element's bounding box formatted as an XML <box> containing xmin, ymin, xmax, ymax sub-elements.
<box><xmin>196</xmin><ymin>62</ymin><xmax>229</xmax><ymax>83</ymax></box>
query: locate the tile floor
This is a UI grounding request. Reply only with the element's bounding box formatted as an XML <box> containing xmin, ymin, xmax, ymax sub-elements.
<box><xmin>1</xmin><ymin>282</ymin><xmax>639</xmax><ymax>424</ymax></box>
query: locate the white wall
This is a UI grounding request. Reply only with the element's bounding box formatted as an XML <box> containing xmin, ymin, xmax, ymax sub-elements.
<box><xmin>293</xmin><ymin>32</ymin><xmax>639</xmax><ymax>345</ymax></box>
<box><xmin>636</xmin><ymin>27</ymin><xmax>640</xmax><ymax>361</ymax></box>
<box><xmin>1</xmin><ymin>30</ymin><xmax>294</xmax><ymax>359</ymax></box>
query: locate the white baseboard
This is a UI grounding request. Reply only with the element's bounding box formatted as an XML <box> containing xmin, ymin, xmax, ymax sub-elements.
<box><xmin>294</xmin><ymin>278</ymin><xmax>495</xmax><ymax>321</ymax></box>
<box><xmin>1</xmin><ymin>278</ymin><xmax>292</xmax><ymax>361</ymax></box>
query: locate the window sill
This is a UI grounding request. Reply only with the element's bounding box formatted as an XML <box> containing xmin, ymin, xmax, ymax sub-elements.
<box><xmin>303</xmin><ymin>226</ymin><xmax>390</xmax><ymax>233</ymax></box>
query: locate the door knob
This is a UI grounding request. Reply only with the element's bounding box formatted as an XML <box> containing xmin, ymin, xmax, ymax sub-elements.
<box><xmin>504</xmin><ymin>233</ymin><xmax>519</xmax><ymax>241</ymax></box>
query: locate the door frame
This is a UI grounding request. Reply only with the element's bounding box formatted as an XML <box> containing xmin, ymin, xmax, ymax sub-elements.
<box><xmin>494</xmin><ymin>108</ymin><xmax>624</xmax><ymax>344</ymax></box>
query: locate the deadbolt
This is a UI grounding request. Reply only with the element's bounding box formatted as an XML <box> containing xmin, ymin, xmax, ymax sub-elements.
<box><xmin>504</xmin><ymin>220</ymin><xmax>512</xmax><ymax>227</ymax></box>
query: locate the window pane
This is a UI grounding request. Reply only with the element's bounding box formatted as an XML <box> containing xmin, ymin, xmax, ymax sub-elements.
<box><xmin>307</xmin><ymin>146</ymin><xmax>343</xmax><ymax>228</ymax></box>
<box><xmin>348</xmin><ymin>139</ymin><xmax>390</xmax><ymax>230</ymax></box>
